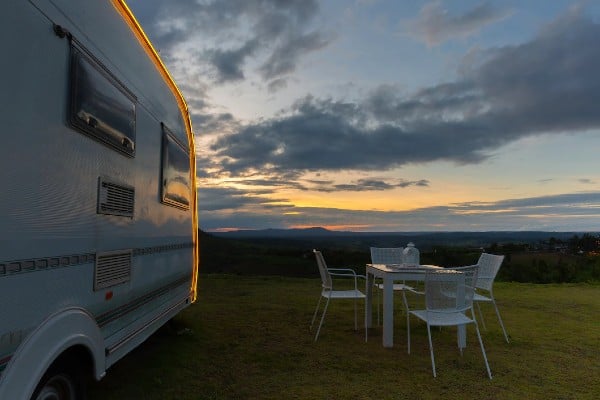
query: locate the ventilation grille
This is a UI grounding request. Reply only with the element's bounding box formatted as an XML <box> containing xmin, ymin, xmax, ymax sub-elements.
<box><xmin>94</xmin><ymin>250</ymin><xmax>132</xmax><ymax>290</ymax></box>
<box><xmin>98</xmin><ymin>177</ymin><xmax>134</xmax><ymax>217</ymax></box>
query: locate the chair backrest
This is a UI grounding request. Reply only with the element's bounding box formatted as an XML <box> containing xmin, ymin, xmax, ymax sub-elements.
<box><xmin>425</xmin><ymin>265</ymin><xmax>479</xmax><ymax>312</ymax></box>
<box><xmin>370</xmin><ymin>247</ymin><xmax>404</xmax><ymax>265</ymax></box>
<box><xmin>313</xmin><ymin>250</ymin><xmax>332</xmax><ymax>290</ymax></box>
<box><xmin>476</xmin><ymin>253</ymin><xmax>504</xmax><ymax>291</ymax></box>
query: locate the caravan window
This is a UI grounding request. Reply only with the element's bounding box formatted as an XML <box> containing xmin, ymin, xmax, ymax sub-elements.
<box><xmin>161</xmin><ymin>125</ymin><xmax>191</xmax><ymax>209</ymax></box>
<box><xmin>69</xmin><ymin>44</ymin><xmax>136</xmax><ymax>156</ymax></box>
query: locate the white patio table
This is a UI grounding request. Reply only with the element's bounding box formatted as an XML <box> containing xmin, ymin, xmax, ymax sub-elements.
<box><xmin>365</xmin><ymin>263</ymin><xmax>467</xmax><ymax>349</ymax></box>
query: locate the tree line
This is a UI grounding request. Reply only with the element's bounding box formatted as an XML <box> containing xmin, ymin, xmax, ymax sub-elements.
<box><xmin>199</xmin><ymin>231</ymin><xmax>600</xmax><ymax>284</ymax></box>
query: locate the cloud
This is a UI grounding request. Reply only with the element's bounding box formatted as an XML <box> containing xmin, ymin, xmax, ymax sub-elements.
<box><xmin>407</xmin><ymin>1</ymin><xmax>513</xmax><ymax>46</ymax></box>
<box><xmin>128</xmin><ymin>0</ymin><xmax>330</xmax><ymax>84</ymax></box>
<box><xmin>257</xmin><ymin>30</ymin><xmax>330</xmax><ymax>80</ymax></box>
<box><xmin>198</xmin><ymin>173</ymin><xmax>428</xmax><ymax>195</ymax></box>
<box><xmin>310</xmin><ymin>178</ymin><xmax>429</xmax><ymax>192</ymax></box>
<box><xmin>198</xmin><ymin>186</ymin><xmax>284</xmax><ymax>212</ymax></box>
<box><xmin>127</xmin><ymin>2</ymin><xmax>600</xmax><ymax>232</ymax></box>
<box><xmin>199</xmin><ymin>191</ymin><xmax>600</xmax><ymax>231</ymax></box>
<box><xmin>192</xmin><ymin>112</ymin><xmax>240</xmax><ymax>137</ymax></box>
<box><xmin>212</xmin><ymin>8</ymin><xmax>600</xmax><ymax>175</ymax></box>
<box><xmin>205</xmin><ymin>40</ymin><xmax>260</xmax><ymax>82</ymax></box>
<box><xmin>456</xmin><ymin>191</ymin><xmax>600</xmax><ymax>210</ymax></box>
<box><xmin>267</xmin><ymin>78</ymin><xmax>288</xmax><ymax>93</ymax></box>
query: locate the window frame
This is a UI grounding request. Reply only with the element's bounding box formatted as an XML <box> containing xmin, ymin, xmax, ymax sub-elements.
<box><xmin>68</xmin><ymin>42</ymin><xmax>137</xmax><ymax>157</ymax></box>
<box><xmin>160</xmin><ymin>123</ymin><xmax>191</xmax><ymax>210</ymax></box>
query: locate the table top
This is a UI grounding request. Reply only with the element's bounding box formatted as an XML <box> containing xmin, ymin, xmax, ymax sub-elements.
<box><xmin>366</xmin><ymin>264</ymin><xmax>443</xmax><ymax>280</ymax></box>
<box><xmin>366</xmin><ymin>263</ymin><xmax>441</xmax><ymax>273</ymax></box>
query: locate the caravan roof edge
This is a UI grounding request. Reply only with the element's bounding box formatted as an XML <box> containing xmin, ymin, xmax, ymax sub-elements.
<box><xmin>112</xmin><ymin>0</ymin><xmax>199</xmax><ymax>301</ymax></box>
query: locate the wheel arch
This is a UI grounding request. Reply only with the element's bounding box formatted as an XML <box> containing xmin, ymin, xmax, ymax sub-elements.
<box><xmin>0</xmin><ymin>307</ymin><xmax>106</xmax><ymax>400</ymax></box>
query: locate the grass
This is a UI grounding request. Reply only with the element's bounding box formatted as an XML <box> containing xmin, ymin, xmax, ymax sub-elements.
<box><xmin>89</xmin><ymin>275</ymin><xmax>600</xmax><ymax>399</ymax></box>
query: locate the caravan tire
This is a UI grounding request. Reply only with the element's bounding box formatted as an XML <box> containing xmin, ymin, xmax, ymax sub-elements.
<box><xmin>31</xmin><ymin>359</ymin><xmax>86</xmax><ymax>400</ymax></box>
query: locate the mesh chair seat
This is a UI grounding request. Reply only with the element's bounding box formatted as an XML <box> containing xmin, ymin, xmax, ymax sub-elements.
<box><xmin>322</xmin><ymin>289</ymin><xmax>366</xmax><ymax>299</ymax></box>
<box><xmin>374</xmin><ymin>283</ymin><xmax>415</xmax><ymax>291</ymax></box>
<box><xmin>473</xmin><ymin>292</ymin><xmax>492</xmax><ymax>302</ymax></box>
<box><xmin>310</xmin><ymin>250</ymin><xmax>365</xmax><ymax>341</ymax></box>
<box><xmin>408</xmin><ymin>266</ymin><xmax>492</xmax><ymax>379</ymax></box>
<box><xmin>410</xmin><ymin>309</ymin><xmax>473</xmax><ymax>326</ymax></box>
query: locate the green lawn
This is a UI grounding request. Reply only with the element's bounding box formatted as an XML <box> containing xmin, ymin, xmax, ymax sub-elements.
<box><xmin>89</xmin><ymin>275</ymin><xmax>600</xmax><ymax>399</ymax></box>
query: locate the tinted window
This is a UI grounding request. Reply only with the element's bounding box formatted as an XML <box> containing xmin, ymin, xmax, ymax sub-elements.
<box><xmin>70</xmin><ymin>45</ymin><xmax>136</xmax><ymax>156</ymax></box>
<box><xmin>161</xmin><ymin>125</ymin><xmax>191</xmax><ymax>209</ymax></box>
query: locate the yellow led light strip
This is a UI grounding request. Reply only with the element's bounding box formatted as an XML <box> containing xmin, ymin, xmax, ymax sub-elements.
<box><xmin>112</xmin><ymin>0</ymin><xmax>199</xmax><ymax>302</ymax></box>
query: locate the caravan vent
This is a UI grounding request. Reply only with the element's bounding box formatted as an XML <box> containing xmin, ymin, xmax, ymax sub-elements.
<box><xmin>94</xmin><ymin>250</ymin><xmax>132</xmax><ymax>291</ymax></box>
<box><xmin>98</xmin><ymin>177</ymin><xmax>134</xmax><ymax>217</ymax></box>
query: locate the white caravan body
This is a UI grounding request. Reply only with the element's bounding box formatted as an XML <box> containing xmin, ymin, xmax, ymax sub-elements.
<box><xmin>0</xmin><ymin>1</ymin><xmax>199</xmax><ymax>398</ymax></box>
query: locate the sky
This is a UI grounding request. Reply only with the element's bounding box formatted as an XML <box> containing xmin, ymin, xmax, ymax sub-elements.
<box><xmin>126</xmin><ymin>0</ymin><xmax>600</xmax><ymax>232</ymax></box>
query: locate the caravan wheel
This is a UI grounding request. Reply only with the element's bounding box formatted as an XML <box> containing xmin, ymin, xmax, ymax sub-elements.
<box><xmin>31</xmin><ymin>361</ymin><xmax>85</xmax><ymax>400</ymax></box>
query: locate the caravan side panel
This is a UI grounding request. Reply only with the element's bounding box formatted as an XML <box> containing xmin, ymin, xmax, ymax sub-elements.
<box><xmin>0</xmin><ymin>0</ymin><xmax>198</xmax><ymax>398</ymax></box>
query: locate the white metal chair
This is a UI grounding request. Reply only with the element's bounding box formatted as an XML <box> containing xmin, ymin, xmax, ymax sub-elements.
<box><xmin>370</xmin><ymin>247</ymin><xmax>421</xmax><ymax>324</ymax></box>
<box><xmin>472</xmin><ymin>253</ymin><xmax>510</xmax><ymax>343</ymax></box>
<box><xmin>310</xmin><ymin>249</ymin><xmax>366</xmax><ymax>341</ymax></box>
<box><xmin>408</xmin><ymin>265</ymin><xmax>492</xmax><ymax>379</ymax></box>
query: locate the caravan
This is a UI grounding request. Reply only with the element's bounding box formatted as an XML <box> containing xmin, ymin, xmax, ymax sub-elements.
<box><xmin>0</xmin><ymin>1</ymin><xmax>198</xmax><ymax>398</ymax></box>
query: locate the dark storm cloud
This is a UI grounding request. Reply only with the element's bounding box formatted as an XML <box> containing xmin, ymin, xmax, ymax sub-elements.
<box><xmin>408</xmin><ymin>1</ymin><xmax>513</xmax><ymax>46</ymax></box>
<box><xmin>212</xmin><ymin>9</ymin><xmax>600</xmax><ymax>174</ymax></box>
<box><xmin>127</xmin><ymin>0</ymin><xmax>329</xmax><ymax>85</ymax></box>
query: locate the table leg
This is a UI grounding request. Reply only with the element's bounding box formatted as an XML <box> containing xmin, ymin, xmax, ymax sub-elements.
<box><xmin>458</xmin><ymin>324</ymin><xmax>466</xmax><ymax>350</ymax></box>
<box><xmin>365</xmin><ymin>272</ymin><xmax>373</xmax><ymax>342</ymax></box>
<box><xmin>455</xmin><ymin>274</ymin><xmax>467</xmax><ymax>350</ymax></box>
<box><xmin>382</xmin><ymin>275</ymin><xmax>394</xmax><ymax>348</ymax></box>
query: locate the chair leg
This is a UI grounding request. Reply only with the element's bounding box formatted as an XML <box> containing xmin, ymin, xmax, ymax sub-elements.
<box><xmin>314</xmin><ymin>296</ymin><xmax>331</xmax><ymax>341</ymax></box>
<box><xmin>365</xmin><ymin>300</ymin><xmax>368</xmax><ymax>343</ymax></box>
<box><xmin>426</xmin><ymin>323</ymin><xmax>436</xmax><ymax>378</ymax></box>
<box><xmin>473</xmin><ymin>316</ymin><xmax>493</xmax><ymax>379</ymax></box>
<box><xmin>406</xmin><ymin>311</ymin><xmax>411</xmax><ymax>354</ymax></box>
<box><xmin>476</xmin><ymin>301</ymin><xmax>487</xmax><ymax>330</ymax></box>
<box><xmin>354</xmin><ymin>296</ymin><xmax>358</xmax><ymax>331</ymax></box>
<box><xmin>377</xmin><ymin>283</ymin><xmax>381</xmax><ymax>325</ymax></box>
<box><xmin>458</xmin><ymin>325</ymin><xmax>464</xmax><ymax>356</ymax></box>
<box><xmin>310</xmin><ymin>295</ymin><xmax>323</xmax><ymax>331</ymax></box>
<box><xmin>491</xmin><ymin>297</ymin><xmax>510</xmax><ymax>343</ymax></box>
<box><xmin>402</xmin><ymin>290</ymin><xmax>410</xmax><ymax>353</ymax></box>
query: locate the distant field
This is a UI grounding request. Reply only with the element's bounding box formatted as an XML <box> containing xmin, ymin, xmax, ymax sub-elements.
<box><xmin>498</xmin><ymin>252</ymin><xmax>600</xmax><ymax>283</ymax></box>
<box><xmin>89</xmin><ymin>275</ymin><xmax>600</xmax><ymax>399</ymax></box>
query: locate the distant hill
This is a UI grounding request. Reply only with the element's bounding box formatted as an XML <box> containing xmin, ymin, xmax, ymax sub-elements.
<box><xmin>209</xmin><ymin>228</ymin><xmax>585</xmax><ymax>249</ymax></box>
<box><xmin>210</xmin><ymin>227</ymin><xmax>352</xmax><ymax>238</ymax></box>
